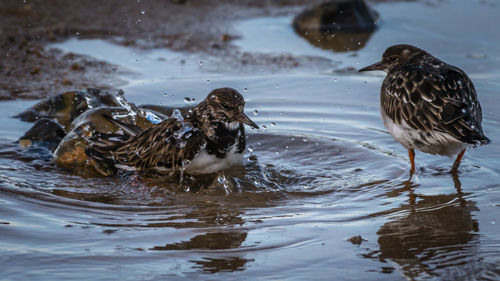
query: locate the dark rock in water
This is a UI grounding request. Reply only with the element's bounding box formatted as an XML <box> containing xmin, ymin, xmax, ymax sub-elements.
<box><xmin>348</xmin><ymin>235</ymin><xmax>367</xmax><ymax>245</ymax></box>
<box><xmin>15</xmin><ymin>88</ymin><xmax>182</xmax><ymax>176</ymax></box>
<box><xmin>14</xmin><ymin>88</ymin><xmax>121</xmax><ymax>130</ymax></box>
<box><xmin>293</xmin><ymin>0</ymin><xmax>378</xmax><ymax>52</ymax></box>
<box><xmin>53</xmin><ymin>106</ymin><xmax>164</xmax><ymax>176</ymax></box>
<box><xmin>18</xmin><ymin>118</ymin><xmax>66</xmax><ymax>151</ymax></box>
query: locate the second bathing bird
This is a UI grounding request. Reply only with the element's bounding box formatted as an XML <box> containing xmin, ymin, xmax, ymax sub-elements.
<box><xmin>359</xmin><ymin>44</ymin><xmax>490</xmax><ymax>173</ymax></box>
<box><xmin>86</xmin><ymin>88</ymin><xmax>259</xmax><ymax>175</ymax></box>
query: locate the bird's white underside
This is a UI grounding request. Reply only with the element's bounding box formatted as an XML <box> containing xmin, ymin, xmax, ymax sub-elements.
<box><xmin>185</xmin><ymin>144</ymin><xmax>242</xmax><ymax>174</ymax></box>
<box><xmin>116</xmin><ymin>121</ymin><xmax>244</xmax><ymax>175</ymax></box>
<box><xmin>381</xmin><ymin>110</ymin><xmax>467</xmax><ymax>157</ymax></box>
<box><xmin>184</xmin><ymin>121</ymin><xmax>242</xmax><ymax>174</ymax></box>
<box><xmin>116</xmin><ymin>144</ymin><xmax>242</xmax><ymax>174</ymax></box>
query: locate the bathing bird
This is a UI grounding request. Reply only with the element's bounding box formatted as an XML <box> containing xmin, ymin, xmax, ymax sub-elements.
<box><xmin>86</xmin><ymin>87</ymin><xmax>259</xmax><ymax>176</ymax></box>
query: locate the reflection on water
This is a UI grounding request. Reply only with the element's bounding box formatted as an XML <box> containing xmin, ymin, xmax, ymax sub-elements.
<box><xmin>366</xmin><ymin>175</ymin><xmax>481</xmax><ymax>279</ymax></box>
<box><xmin>191</xmin><ymin>256</ymin><xmax>254</xmax><ymax>274</ymax></box>
<box><xmin>151</xmin><ymin>232</ymin><xmax>248</xmax><ymax>250</ymax></box>
<box><xmin>293</xmin><ymin>0</ymin><xmax>378</xmax><ymax>52</ymax></box>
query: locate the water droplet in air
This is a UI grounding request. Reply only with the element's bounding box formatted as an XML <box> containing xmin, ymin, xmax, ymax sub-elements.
<box><xmin>271</xmin><ymin>122</ymin><xmax>276</xmax><ymax>126</ymax></box>
<box><xmin>244</xmin><ymin>88</ymin><xmax>248</xmax><ymax>92</ymax></box>
<box><xmin>253</xmin><ymin>110</ymin><xmax>258</xmax><ymax>116</ymax></box>
<box><xmin>141</xmin><ymin>10</ymin><xmax>145</xmax><ymax>15</ymax></box>
<box><xmin>184</xmin><ymin>97</ymin><xmax>194</xmax><ymax>103</ymax></box>
<box><xmin>247</xmin><ymin>145</ymin><xmax>254</xmax><ymax>153</ymax></box>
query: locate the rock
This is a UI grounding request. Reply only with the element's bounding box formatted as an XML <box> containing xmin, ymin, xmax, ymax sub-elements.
<box><xmin>18</xmin><ymin>118</ymin><xmax>66</xmax><ymax>151</ymax></box>
<box><xmin>348</xmin><ymin>235</ymin><xmax>366</xmax><ymax>245</ymax></box>
<box><xmin>14</xmin><ymin>88</ymin><xmax>121</xmax><ymax>130</ymax></box>
<box><xmin>293</xmin><ymin>0</ymin><xmax>378</xmax><ymax>52</ymax></box>
<box><xmin>53</xmin><ymin>106</ymin><xmax>164</xmax><ymax>175</ymax></box>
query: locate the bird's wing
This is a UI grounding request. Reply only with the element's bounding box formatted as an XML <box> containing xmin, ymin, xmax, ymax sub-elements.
<box><xmin>381</xmin><ymin>65</ymin><xmax>490</xmax><ymax>145</ymax></box>
<box><xmin>87</xmin><ymin>117</ymin><xmax>206</xmax><ymax>171</ymax></box>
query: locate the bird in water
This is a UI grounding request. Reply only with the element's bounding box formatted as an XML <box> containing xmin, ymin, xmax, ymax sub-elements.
<box><xmin>359</xmin><ymin>44</ymin><xmax>490</xmax><ymax>174</ymax></box>
<box><xmin>86</xmin><ymin>88</ymin><xmax>259</xmax><ymax>176</ymax></box>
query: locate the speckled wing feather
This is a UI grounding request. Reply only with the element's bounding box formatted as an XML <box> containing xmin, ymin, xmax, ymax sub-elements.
<box><xmin>87</xmin><ymin>116</ymin><xmax>206</xmax><ymax>172</ymax></box>
<box><xmin>381</xmin><ymin>63</ymin><xmax>490</xmax><ymax>145</ymax></box>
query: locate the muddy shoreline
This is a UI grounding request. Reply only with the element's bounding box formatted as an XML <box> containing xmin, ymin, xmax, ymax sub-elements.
<box><xmin>0</xmin><ymin>0</ymin><xmax>333</xmax><ymax>100</ymax></box>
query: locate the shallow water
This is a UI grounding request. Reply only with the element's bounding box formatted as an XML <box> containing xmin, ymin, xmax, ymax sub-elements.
<box><xmin>2</xmin><ymin>0</ymin><xmax>500</xmax><ymax>280</ymax></box>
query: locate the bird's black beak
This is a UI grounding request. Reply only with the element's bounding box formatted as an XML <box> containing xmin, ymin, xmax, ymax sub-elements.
<box><xmin>359</xmin><ymin>61</ymin><xmax>385</xmax><ymax>72</ymax></box>
<box><xmin>238</xmin><ymin>112</ymin><xmax>259</xmax><ymax>129</ymax></box>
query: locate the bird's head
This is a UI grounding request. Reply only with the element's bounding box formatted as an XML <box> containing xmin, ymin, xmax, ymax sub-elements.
<box><xmin>196</xmin><ymin>88</ymin><xmax>259</xmax><ymax>132</ymax></box>
<box><xmin>359</xmin><ymin>44</ymin><xmax>426</xmax><ymax>73</ymax></box>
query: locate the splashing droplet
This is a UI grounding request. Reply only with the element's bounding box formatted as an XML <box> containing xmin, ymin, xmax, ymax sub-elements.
<box><xmin>253</xmin><ymin>110</ymin><xmax>259</xmax><ymax>116</ymax></box>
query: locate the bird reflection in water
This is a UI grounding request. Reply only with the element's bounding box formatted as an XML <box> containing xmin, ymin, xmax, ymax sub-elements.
<box><xmin>365</xmin><ymin>174</ymin><xmax>479</xmax><ymax>279</ymax></box>
<box><xmin>147</xmin><ymin>197</ymin><xmax>256</xmax><ymax>274</ymax></box>
<box><xmin>150</xmin><ymin>231</ymin><xmax>253</xmax><ymax>273</ymax></box>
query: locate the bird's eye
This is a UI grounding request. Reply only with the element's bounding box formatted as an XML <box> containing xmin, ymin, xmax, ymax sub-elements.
<box><xmin>389</xmin><ymin>55</ymin><xmax>398</xmax><ymax>62</ymax></box>
<box><xmin>221</xmin><ymin>103</ymin><xmax>231</xmax><ymax>110</ymax></box>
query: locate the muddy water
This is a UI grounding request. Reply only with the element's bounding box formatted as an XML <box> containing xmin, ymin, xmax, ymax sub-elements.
<box><xmin>2</xmin><ymin>0</ymin><xmax>500</xmax><ymax>280</ymax></box>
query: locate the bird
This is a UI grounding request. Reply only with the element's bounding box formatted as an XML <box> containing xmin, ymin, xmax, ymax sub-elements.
<box><xmin>85</xmin><ymin>87</ymin><xmax>259</xmax><ymax>176</ymax></box>
<box><xmin>359</xmin><ymin>44</ymin><xmax>490</xmax><ymax>174</ymax></box>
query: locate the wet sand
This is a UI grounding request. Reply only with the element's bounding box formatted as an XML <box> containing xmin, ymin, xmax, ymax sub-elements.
<box><xmin>0</xmin><ymin>0</ymin><xmax>330</xmax><ymax>100</ymax></box>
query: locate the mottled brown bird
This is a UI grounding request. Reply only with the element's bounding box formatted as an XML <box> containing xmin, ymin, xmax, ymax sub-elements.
<box><xmin>360</xmin><ymin>44</ymin><xmax>490</xmax><ymax>173</ymax></box>
<box><xmin>86</xmin><ymin>88</ymin><xmax>259</xmax><ymax>176</ymax></box>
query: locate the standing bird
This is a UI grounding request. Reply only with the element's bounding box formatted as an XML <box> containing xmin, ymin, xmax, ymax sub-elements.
<box><xmin>86</xmin><ymin>88</ymin><xmax>259</xmax><ymax>176</ymax></box>
<box><xmin>359</xmin><ymin>44</ymin><xmax>490</xmax><ymax>174</ymax></box>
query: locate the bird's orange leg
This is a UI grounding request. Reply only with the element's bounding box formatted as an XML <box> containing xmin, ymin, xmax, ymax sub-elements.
<box><xmin>409</xmin><ymin>148</ymin><xmax>416</xmax><ymax>175</ymax></box>
<box><xmin>450</xmin><ymin>148</ymin><xmax>466</xmax><ymax>173</ymax></box>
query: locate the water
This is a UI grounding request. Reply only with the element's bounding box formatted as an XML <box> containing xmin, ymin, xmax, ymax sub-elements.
<box><xmin>2</xmin><ymin>0</ymin><xmax>500</xmax><ymax>280</ymax></box>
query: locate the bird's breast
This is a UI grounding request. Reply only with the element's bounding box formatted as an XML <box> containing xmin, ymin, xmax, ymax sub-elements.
<box><xmin>184</xmin><ymin>144</ymin><xmax>242</xmax><ymax>174</ymax></box>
